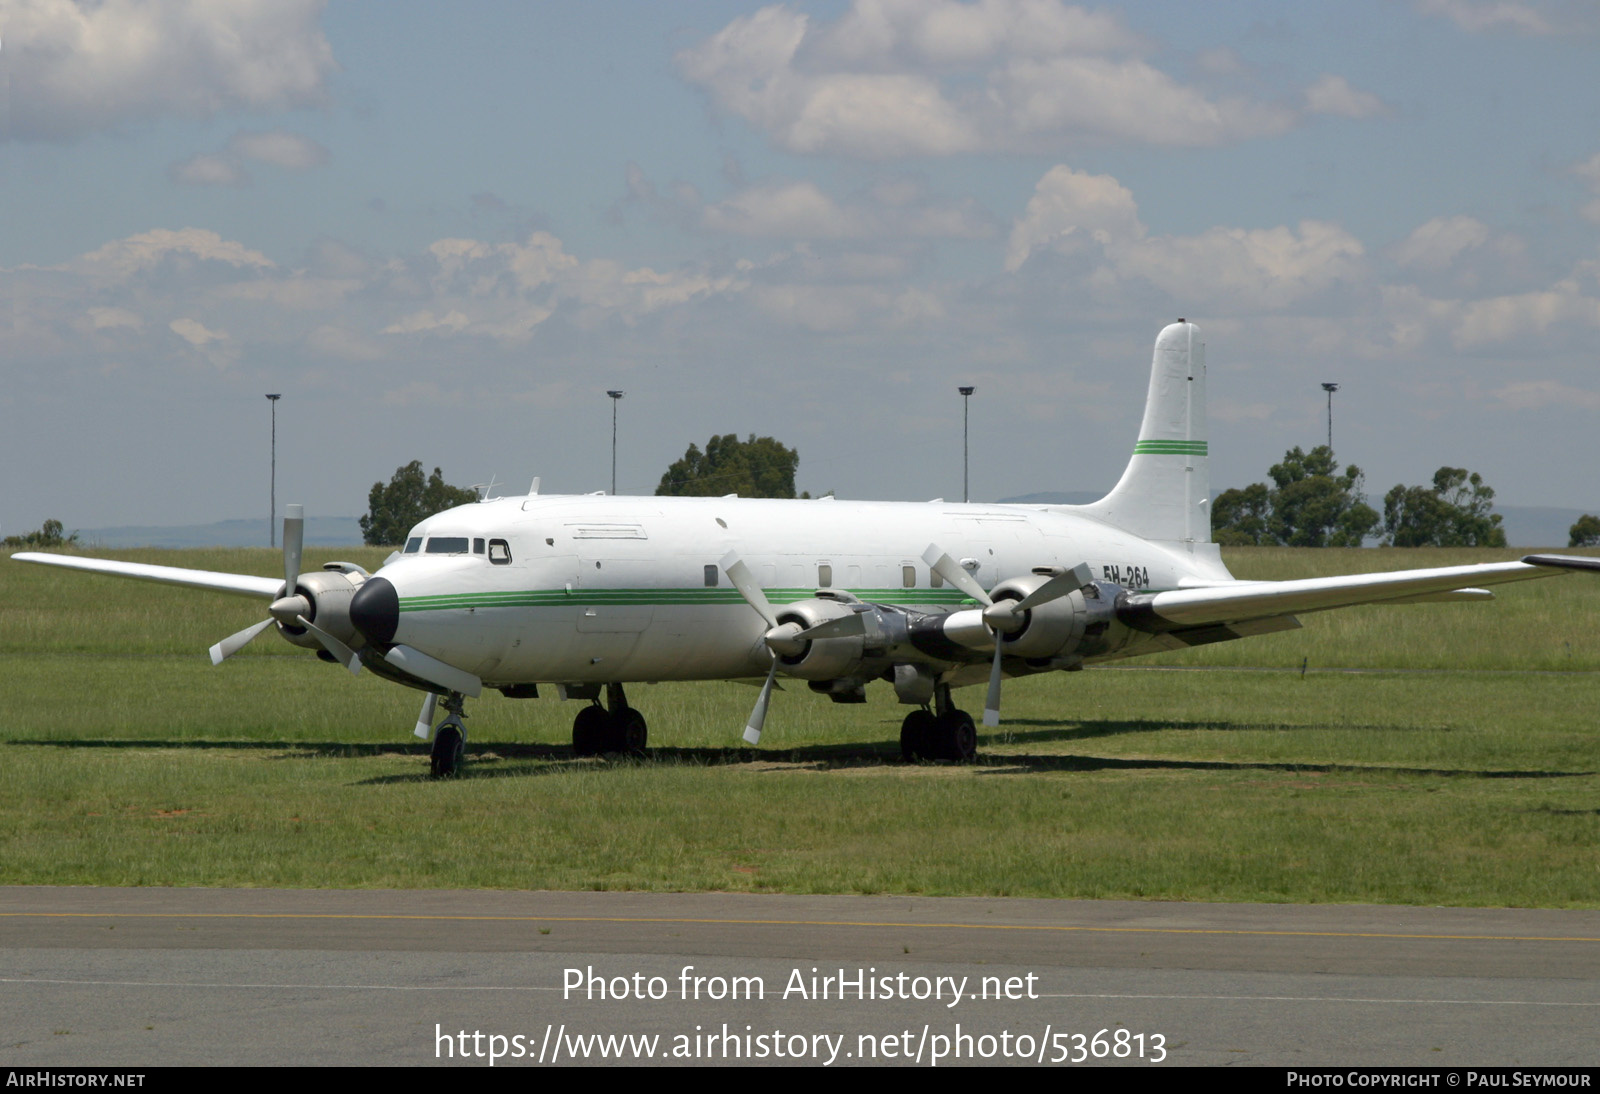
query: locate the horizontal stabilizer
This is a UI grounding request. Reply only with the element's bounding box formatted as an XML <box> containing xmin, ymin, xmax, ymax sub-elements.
<box><xmin>12</xmin><ymin>552</ymin><xmax>282</xmax><ymax>598</ymax></box>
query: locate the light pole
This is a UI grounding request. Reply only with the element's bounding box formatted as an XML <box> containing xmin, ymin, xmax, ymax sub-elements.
<box><xmin>1321</xmin><ymin>382</ymin><xmax>1338</xmax><ymax>453</ymax></box>
<box><xmin>607</xmin><ymin>390</ymin><xmax>625</xmax><ymax>495</ymax></box>
<box><xmin>958</xmin><ymin>386</ymin><xmax>975</xmax><ymax>503</ymax></box>
<box><xmin>265</xmin><ymin>394</ymin><xmax>281</xmax><ymax>546</ymax></box>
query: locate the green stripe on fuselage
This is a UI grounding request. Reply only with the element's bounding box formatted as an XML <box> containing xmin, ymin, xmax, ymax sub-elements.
<box><xmin>397</xmin><ymin>587</ymin><xmax>978</xmax><ymax>613</ymax></box>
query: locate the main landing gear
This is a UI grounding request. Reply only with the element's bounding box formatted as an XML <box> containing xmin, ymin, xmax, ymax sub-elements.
<box><xmin>429</xmin><ymin>692</ymin><xmax>469</xmax><ymax>779</ymax></box>
<box><xmin>571</xmin><ymin>682</ymin><xmax>648</xmax><ymax>757</ymax></box>
<box><xmin>900</xmin><ymin>683</ymin><xmax>977</xmax><ymax>763</ymax></box>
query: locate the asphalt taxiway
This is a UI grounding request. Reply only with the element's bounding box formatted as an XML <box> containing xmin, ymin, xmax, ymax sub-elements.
<box><xmin>3</xmin><ymin>887</ymin><xmax>1597</xmax><ymax>1066</ymax></box>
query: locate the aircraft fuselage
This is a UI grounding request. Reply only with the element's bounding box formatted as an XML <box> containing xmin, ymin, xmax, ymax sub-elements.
<box><xmin>375</xmin><ymin>493</ymin><xmax>1232</xmax><ymax>688</ymax></box>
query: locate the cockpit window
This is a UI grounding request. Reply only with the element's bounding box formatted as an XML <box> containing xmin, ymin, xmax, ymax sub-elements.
<box><xmin>425</xmin><ymin>536</ymin><xmax>470</xmax><ymax>554</ymax></box>
<box><xmin>488</xmin><ymin>538</ymin><xmax>512</xmax><ymax>565</ymax></box>
<box><xmin>404</xmin><ymin>537</ymin><xmax>422</xmax><ymax>554</ymax></box>
<box><xmin>473</xmin><ymin>538</ymin><xmax>485</xmax><ymax>555</ymax></box>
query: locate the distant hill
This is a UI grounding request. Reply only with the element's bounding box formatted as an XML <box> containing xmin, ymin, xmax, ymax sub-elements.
<box><xmin>1495</xmin><ymin>506</ymin><xmax>1598</xmax><ymax>549</ymax></box>
<box><xmin>75</xmin><ymin>517</ymin><xmax>365</xmax><ymax>549</ymax></box>
<box><xmin>997</xmin><ymin>491</ymin><xmax>1103</xmax><ymax>506</ymax></box>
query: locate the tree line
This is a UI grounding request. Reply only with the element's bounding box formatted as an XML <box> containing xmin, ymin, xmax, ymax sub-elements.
<box><xmin>354</xmin><ymin>438</ymin><xmax>1600</xmax><ymax>549</ymax></box>
<box><xmin>1212</xmin><ymin>445</ymin><xmax>1600</xmax><ymax>548</ymax></box>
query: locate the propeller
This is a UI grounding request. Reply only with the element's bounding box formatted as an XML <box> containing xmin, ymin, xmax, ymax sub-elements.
<box><xmin>721</xmin><ymin>551</ymin><xmax>788</xmax><ymax>744</ymax></box>
<box><xmin>413</xmin><ymin>693</ymin><xmax>439</xmax><ymax>739</ymax></box>
<box><xmin>922</xmin><ymin>545</ymin><xmax>1089</xmax><ymax>727</ymax></box>
<box><xmin>207</xmin><ymin>504</ymin><xmax>361</xmax><ymax>676</ymax></box>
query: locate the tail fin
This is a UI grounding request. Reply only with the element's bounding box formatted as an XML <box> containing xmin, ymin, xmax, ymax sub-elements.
<box><xmin>1075</xmin><ymin>320</ymin><xmax>1208</xmax><ymax>543</ymax></box>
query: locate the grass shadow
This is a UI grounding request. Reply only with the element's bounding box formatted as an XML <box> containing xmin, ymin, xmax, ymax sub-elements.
<box><xmin>14</xmin><ymin>735</ymin><xmax>1592</xmax><ymax>783</ymax></box>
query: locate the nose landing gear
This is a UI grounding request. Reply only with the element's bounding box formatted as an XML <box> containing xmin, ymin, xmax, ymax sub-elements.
<box><xmin>428</xmin><ymin>692</ymin><xmax>469</xmax><ymax>778</ymax></box>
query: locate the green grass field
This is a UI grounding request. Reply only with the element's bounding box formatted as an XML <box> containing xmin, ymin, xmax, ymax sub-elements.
<box><xmin>2</xmin><ymin>545</ymin><xmax>1597</xmax><ymax>905</ymax></box>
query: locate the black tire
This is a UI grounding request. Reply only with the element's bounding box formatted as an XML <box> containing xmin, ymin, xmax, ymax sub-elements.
<box><xmin>430</xmin><ymin>722</ymin><xmax>465</xmax><ymax>778</ymax></box>
<box><xmin>900</xmin><ymin>709</ymin><xmax>936</xmax><ymax>762</ymax></box>
<box><xmin>612</xmin><ymin>708</ymin><xmax>648</xmax><ymax>756</ymax></box>
<box><xmin>572</xmin><ymin>704</ymin><xmax>608</xmax><ymax>756</ymax></box>
<box><xmin>932</xmin><ymin>710</ymin><xmax>978</xmax><ymax>762</ymax></box>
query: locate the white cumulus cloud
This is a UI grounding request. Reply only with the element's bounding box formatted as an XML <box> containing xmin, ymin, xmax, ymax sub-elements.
<box><xmin>168</xmin><ymin>317</ymin><xmax>225</xmax><ymax>346</ymax></box>
<box><xmin>6</xmin><ymin>0</ymin><xmax>336</xmax><ymax>142</ymax></box>
<box><xmin>1007</xmin><ymin>163</ymin><xmax>1367</xmax><ymax>309</ymax></box>
<box><xmin>678</xmin><ymin>0</ymin><xmax>1360</xmax><ymax>158</ymax></box>
<box><xmin>1391</xmin><ymin>216</ymin><xmax>1492</xmax><ymax>270</ymax></box>
<box><xmin>76</xmin><ymin>228</ymin><xmax>275</xmax><ymax>280</ymax></box>
<box><xmin>1304</xmin><ymin>75</ymin><xmax>1387</xmax><ymax>119</ymax></box>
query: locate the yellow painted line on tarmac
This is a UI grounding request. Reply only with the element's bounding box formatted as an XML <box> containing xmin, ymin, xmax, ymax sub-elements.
<box><xmin>2</xmin><ymin>911</ymin><xmax>1597</xmax><ymax>944</ymax></box>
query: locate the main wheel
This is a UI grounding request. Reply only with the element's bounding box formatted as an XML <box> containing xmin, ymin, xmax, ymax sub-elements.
<box><xmin>572</xmin><ymin>704</ymin><xmax>609</xmax><ymax>756</ymax></box>
<box><xmin>900</xmin><ymin>709</ymin><xmax>936</xmax><ymax>762</ymax></box>
<box><xmin>430</xmin><ymin>721</ymin><xmax>465</xmax><ymax>778</ymax></box>
<box><xmin>610</xmin><ymin>708</ymin><xmax>648</xmax><ymax>756</ymax></box>
<box><xmin>931</xmin><ymin>710</ymin><xmax>978</xmax><ymax>762</ymax></box>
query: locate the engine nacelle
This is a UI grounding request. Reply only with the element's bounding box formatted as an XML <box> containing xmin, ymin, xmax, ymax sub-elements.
<box><xmin>988</xmin><ymin>571</ymin><xmax>1091</xmax><ymax>659</ymax></box>
<box><xmin>772</xmin><ymin>597</ymin><xmax>866</xmax><ymax>680</ymax></box>
<box><xmin>902</xmin><ymin>571</ymin><xmax>1121</xmax><ymax>665</ymax></box>
<box><xmin>276</xmin><ymin>567</ymin><xmax>366</xmax><ymax>652</ymax></box>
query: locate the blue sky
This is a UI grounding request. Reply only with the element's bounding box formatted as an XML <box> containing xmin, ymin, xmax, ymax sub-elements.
<box><xmin>4</xmin><ymin>0</ymin><xmax>1599</xmax><ymax>534</ymax></box>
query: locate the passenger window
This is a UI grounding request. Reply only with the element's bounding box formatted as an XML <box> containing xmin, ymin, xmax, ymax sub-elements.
<box><xmin>488</xmin><ymin>539</ymin><xmax>512</xmax><ymax>565</ymax></box>
<box><xmin>817</xmin><ymin>564</ymin><xmax>832</xmax><ymax>588</ymax></box>
<box><xmin>404</xmin><ymin>537</ymin><xmax>422</xmax><ymax>554</ymax></box>
<box><xmin>931</xmin><ymin>568</ymin><xmax>943</xmax><ymax>588</ymax></box>
<box><xmin>474</xmin><ymin>538</ymin><xmax>485</xmax><ymax>555</ymax></box>
<box><xmin>903</xmin><ymin>565</ymin><xmax>916</xmax><ymax>588</ymax></box>
<box><xmin>704</xmin><ymin>564</ymin><xmax>718</xmax><ymax>587</ymax></box>
<box><xmin>426</xmin><ymin>537</ymin><xmax>469</xmax><ymax>554</ymax></box>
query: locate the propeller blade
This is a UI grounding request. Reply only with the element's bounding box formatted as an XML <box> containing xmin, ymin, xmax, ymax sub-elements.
<box><xmin>1011</xmin><ymin>563</ymin><xmax>1096</xmax><ymax>613</ymax></box>
<box><xmin>413</xmin><ymin>692</ymin><xmax>439</xmax><ymax>739</ymax></box>
<box><xmin>984</xmin><ymin>641</ymin><xmax>1004</xmax><ymax>727</ymax></box>
<box><xmin>296</xmin><ymin>615</ymin><xmax>362</xmax><ymax>675</ymax></box>
<box><xmin>922</xmin><ymin>544</ymin><xmax>992</xmax><ymax>606</ymax></box>
<box><xmin>208</xmin><ymin>618</ymin><xmax>274</xmax><ymax>665</ymax></box>
<box><xmin>282</xmin><ymin>504</ymin><xmax>304</xmax><ymax>592</ymax></box>
<box><xmin>793</xmin><ymin>610</ymin><xmax>866</xmax><ymax>641</ymax></box>
<box><xmin>384</xmin><ymin>644</ymin><xmax>483</xmax><ymax>698</ymax></box>
<box><xmin>744</xmin><ymin>658</ymin><xmax>778</xmax><ymax>745</ymax></box>
<box><xmin>720</xmin><ymin>550</ymin><xmax>780</xmax><ymax>628</ymax></box>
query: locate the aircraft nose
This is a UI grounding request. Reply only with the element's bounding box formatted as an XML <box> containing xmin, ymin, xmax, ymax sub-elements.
<box><xmin>350</xmin><ymin>576</ymin><xmax>399</xmax><ymax>649</ymax></box>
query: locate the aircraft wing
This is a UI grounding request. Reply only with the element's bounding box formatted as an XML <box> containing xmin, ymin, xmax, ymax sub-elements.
<box><xmin>11</xmin><ymin>552</ymin><xmax>282</xmax><ymax>599</ymax></box>
<box><xmin>1122</xmin><ymin>560</ymin><xmax>1561</xmax><ymax>631</ymax></box>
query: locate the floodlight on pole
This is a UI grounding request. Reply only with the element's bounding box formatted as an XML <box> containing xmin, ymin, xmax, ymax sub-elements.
<box><xmin>607</xmin><ymin>390</ymin><xmax>625</xmax><ymax>495</ymax></box>
<box><xmin>265</xmin><ymin>394</ymin><xmax>281</xmax><ymax>547</ymax></box>
<box><xmin>1321</xmin><ymin>382</ymin><xmax>1339</xmax><ymax>453</ymax></box>
<box><xmin>958</xmin><ymin>386</ymin><xmax>975</xmax><ymax>503</ymax></box>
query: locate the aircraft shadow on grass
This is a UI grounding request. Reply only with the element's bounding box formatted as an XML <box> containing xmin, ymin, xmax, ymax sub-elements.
<box><xmin>17</xmin><ymin>733</ymin><xmax>1591</xmax><ymax>785</ymax></box>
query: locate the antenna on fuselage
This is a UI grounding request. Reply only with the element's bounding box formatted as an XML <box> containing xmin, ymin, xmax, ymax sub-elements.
<box><xmin>528</xmin><ymin>476</ymin><xmax>540</xmax><ymax>496</ymax></box>
<box><xmin>470</xmin><ymin>474</ymin><xmax>502</xmax><ymax>502</ymax></box>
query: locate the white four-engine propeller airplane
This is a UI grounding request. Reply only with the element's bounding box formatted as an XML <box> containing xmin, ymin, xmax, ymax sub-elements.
<box><xmin>15</xmin><ymin>321</ymin><xmax>1595</xmax><ymax>776</ymax></box>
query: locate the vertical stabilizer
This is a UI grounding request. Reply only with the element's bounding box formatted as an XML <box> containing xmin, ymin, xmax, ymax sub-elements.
<box><xmin>1076</xmin><ymin>321</ymin><xmax>1208</xmax><ymax>543</ymax></box>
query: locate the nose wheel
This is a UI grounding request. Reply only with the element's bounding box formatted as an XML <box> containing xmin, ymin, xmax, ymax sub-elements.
<box><xmin>427</xmin><ymin>692</ymin><xmax>469</xmax><ymax>778</ymax></box>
